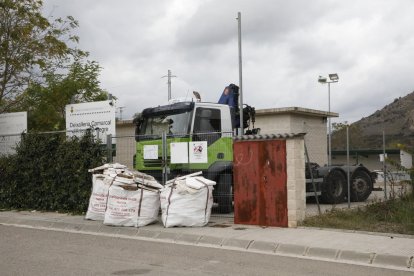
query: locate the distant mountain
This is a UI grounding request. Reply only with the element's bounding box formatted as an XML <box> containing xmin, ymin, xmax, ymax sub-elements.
<box><xmin>332</xmin><ymin>91</ymin><xmax>414</xmax><ymax>150</ymax></box>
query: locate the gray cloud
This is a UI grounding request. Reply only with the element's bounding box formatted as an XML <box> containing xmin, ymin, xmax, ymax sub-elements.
<box><xmin>42</xmin><ymin>0</ymin><xmax>414</xmax><ymax>124</ymax></box>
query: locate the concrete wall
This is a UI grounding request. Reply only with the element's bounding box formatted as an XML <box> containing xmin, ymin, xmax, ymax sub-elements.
<box><xmin>255</xmin><ymin>114</ymin><xmax>327</xmax><ymax>166</ymax></box>
<box><xmin>255</xmin><ymin>114</ymin><xmax>292</xmax><ymax>134</ymax></box>
<box><xmin>286</xmin><ymin>138</ymin><xmax>306</xmax><ymax>227</ymax></box>
<box><xmin>114</xmin><ymin>120</ymin><xmax>135</xmax><ymax>168</ymax></box>
<box><xmin>333</xmin><ymin>151</ymin><xmax>413</xmax><ymax>172</ymax></box>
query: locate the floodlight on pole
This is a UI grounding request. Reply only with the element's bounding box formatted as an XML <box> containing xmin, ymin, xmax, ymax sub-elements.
<box><xmin>318</xmin><ymin>76</ymin><xmax>327</xmax><ymax>83</ymax></box>
<box><xmin>329</xmin><ymin>73</ymin><xmax>339</xmax><ymax>81</ymax></box>
<box><xmin>318</xmin><ymin>73</ymin><xmax>339</xmax><ymax>166</ymax></box>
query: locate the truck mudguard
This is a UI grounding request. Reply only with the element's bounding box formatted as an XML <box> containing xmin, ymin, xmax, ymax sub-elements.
<box><xmin>205</xmin><ymin>161</ymin><xmax>233</xmax><ymax>181</ymax></box>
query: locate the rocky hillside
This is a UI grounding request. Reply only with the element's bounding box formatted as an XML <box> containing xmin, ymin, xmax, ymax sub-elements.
<box><xmin>332</xmin><ymin>91</ymin><xmax>414</xmax><ymax>150</ymax></box>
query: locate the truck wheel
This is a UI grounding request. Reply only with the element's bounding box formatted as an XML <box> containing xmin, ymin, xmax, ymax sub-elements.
<box><xmin>216</xmin><ymin>173</ymin><xmax>233</xmax><ymax>214</ymax></box>
<box><xmin>320</xmin><ymin>170</ymin><xmax>346</xmax><ymax>204</ymax></box>
<box><xmin>350</xmin><ymin>170</ymin><xmax>372</xmax><ymax>202</ymax></box>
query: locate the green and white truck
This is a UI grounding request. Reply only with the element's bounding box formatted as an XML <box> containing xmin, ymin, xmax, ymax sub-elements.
<box><xmin>133</xmin><ymin>86</ymin><xmax>375</xmax><ymax>213</ymax></box>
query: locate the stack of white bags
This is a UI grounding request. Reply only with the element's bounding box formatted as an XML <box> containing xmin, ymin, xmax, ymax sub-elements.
<box><xmin>85</xmin><ymin>163</ymin><xmax>162</xmax><ymax>227</ymax></box>
<box><xmin>86</xmin><ymin>164</ymin><xmax>216</xmax><ymax>228</ymax></box>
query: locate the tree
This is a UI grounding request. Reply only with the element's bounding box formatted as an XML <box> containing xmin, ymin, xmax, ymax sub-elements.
<box><xmin>18</xmin><ymin>59</ymin><xmax>108</xmax><ymax>131</ymax></box>
<box><xmin>0</xmin><ymin>0</ymin><xmax>84</xmax><ymax>112</ymax></box>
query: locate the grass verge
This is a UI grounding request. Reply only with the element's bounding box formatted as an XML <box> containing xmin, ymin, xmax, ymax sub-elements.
<box><xmin>302</xmin><ymin>195</ymin><xmax>414</xmax><ymax>235</ymax></box>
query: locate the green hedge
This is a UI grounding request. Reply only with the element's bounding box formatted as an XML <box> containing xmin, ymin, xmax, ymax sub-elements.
<box><xmin>0</xmin><ymin>132</ymin><xmax>105</xmax><ymax>213</ymax></box>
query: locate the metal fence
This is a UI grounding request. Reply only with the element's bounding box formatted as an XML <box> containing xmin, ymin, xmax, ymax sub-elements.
<box><xmin>304</xmin><ymin>156</ymin><xmax>412</xmax><ymax>218</ymax></box>
<box><xmin>110</xmin><ymin>131</ymin><xmax>234</xmax><ymax>217</ymax></box>
<box><xmin>1</xmin><ymin>130</ymin><xmax>235</xmax><ymax>218</ymax></box>
<box><xmin>4</xmin><ymin>129</ymin><xmax>410</xmax><ymax>220</ymax></box>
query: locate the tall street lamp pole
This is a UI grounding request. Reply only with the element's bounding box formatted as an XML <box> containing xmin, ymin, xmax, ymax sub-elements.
<box><xmin>318</xmin><ymin>73</ymin><xmax>339</xmax><ymax>166</ymax></box>
<box><xmin>237</xmin><ymin>12</ymin><xmax>244</xmax><ymax>137</ymax></box>
<box><xmin>328</xmin><ymin>81</ymin><xmax>331</xmax><ymax>165</ymax></box>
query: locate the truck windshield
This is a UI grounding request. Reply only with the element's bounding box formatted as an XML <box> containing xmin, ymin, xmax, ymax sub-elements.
<box><xmin>139</xmin><ymin>111</ymin><xmax>192</xmax><ymax>137</ymax></box>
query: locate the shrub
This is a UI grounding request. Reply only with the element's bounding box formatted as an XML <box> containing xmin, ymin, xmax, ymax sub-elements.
<box><xmin>0</xmin><ymin>132</ymin><xmax>105</xmax><ymax>213</ymax></box>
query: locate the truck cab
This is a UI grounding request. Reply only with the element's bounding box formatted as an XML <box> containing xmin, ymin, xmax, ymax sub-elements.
<box><xmin>134</xmin><ymin>100</ymin><xmax>235</xmax><ymax>212</ymax></box>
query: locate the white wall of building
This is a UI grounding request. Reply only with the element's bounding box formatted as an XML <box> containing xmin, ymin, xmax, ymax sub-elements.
<box><xmin>114</xmin><ymin>120</ymin><xmax>135</xmax><ymax>168</ymax></box>
<box><xmin>332</xmin><ymin>151</ymin><xmax>412</xmax><ymax>172</ymax></box>
<box><xmin>255</xmin><ymin>113</ymin><xmax>328</xmax><ymax>166</ymax></box>
<box><xmin>400</xmin><ymin>150</ymin><xmax>413</xmax><ymax>169</ymax></box>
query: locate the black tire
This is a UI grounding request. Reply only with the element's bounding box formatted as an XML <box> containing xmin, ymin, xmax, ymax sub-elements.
<box><xmin>320</xmin><ymin>170</ymin><xmax>346</xmax><ymax>204</ymax></box>
<box><xmin>216</xmin><ymin>173</ymin><xmax>233</xmax><ymax>214</ymax></box>
<box><xmin>350</xmin><ymin>170</ymin><xmax>372</xmax><ymax>202</ymax></box>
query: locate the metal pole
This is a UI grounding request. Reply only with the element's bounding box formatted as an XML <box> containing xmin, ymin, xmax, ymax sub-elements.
<box><xmin>346</xmin><ymin>125</ymin><xmax>350</xmax><ymax>208</ymax></box>
<box><xmin>106</xmin><ymin>134</ymin><xmax>113</xmax><ymax>163</ymax></box>
<box><xmin>162</xmin><ymin>70</ymin><xmax>176</xmax><ymax>101</ymax></box>
<box><xmin>162</xmin><ymin>132</ymin><xmax>168</xmax><ymax>185</ymax></box>
<box><xmin>328</xmin><ymin>82</ymin><xmax>331</xmax><ymax>166</ymax></box>
<box><xmin>167</xmin><ymin>70</ymin><xmax>171</xmax><ymax>101</ymax></box>
<box><xmin>383</xmin><ymin>130</ymin><xmax>387</xmax><ymax>199</ymax></box>
<box><xmin>117</xmin><ymin>106</ymin><xmax>125</xmax><ymax>120</ymax></box>
<box><xmin>237</xmin><ymin>12</ymin><xmax>244</xmax><ymax>136</ymax></box>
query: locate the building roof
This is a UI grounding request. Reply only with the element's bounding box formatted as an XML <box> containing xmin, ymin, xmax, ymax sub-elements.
<box><xmin>255</xmin><ymin>107</ymin><xmax>339</xmax><ymax>118</ymax></box>
<box><xmin>233</xmin><ymin>133</ymin><xmax>306</xmax><ymax>141</ymax></box>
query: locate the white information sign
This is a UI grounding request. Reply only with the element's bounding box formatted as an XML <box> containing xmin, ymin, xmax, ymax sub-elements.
<box><xmin>379</xmin><ymin>153</ymin><xmax>388</xmax><ymax>162</ymax></box>
<box><xmin>65</xmin><ymin>101</ymin><xmax>116</xmax><ymax>144</ymax></box>
<box><xmin>144</xmin><ymin>145</ymin><xmax>158</xmax><ymax>160</ymax></box>
<box><xmin>189</xmin><ymin>141</ymin><xmax>208</xmax><ymax>163</ymax></box>
<box><xmin>170</xmin><ymin>142</ymin><xmax>189</xmax><ymax>164</ymax></box>
<box><xmin>0</xmin><ymin>112</ymin><xmax>27</xmax><ymax>155</ymax></box>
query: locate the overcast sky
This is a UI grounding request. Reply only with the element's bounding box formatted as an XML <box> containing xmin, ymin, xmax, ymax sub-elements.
<box><xmin>43</xmin><ymin>0</ymin><xmax>414</xmax><ymax>123</ymax></box>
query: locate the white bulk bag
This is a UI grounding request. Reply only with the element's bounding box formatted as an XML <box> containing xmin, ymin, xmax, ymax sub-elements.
<box><xmin>136</xmin><ymin>188</ymin><xmax>161</xmax><ymax>227</ymax></box>
<box><xmin>160</xmin><ymin>178</ymin><xmax>215</xmax><ymax>228</ymax></box>
<box><xmin>185</xmin><ymin>176</ymin><xmax>216</xmax><ymax>190</ymax></box>
<box><xmin>104</xmin><ymin>185</ymin><xmax>160</xmax><ymax>227</ymax></box>
<box><xmin>113</xmin><ymin>176</ymin><xmax>135</xmax><ymax>186</ymax></box>
<box><xmin>85</xmin><ymin>174</ymin><xmax>114</xmax><ymax>221</ymax></box>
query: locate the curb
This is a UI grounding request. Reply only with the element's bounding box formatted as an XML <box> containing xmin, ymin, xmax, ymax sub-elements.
<box><xmin>372</xmin><ymin>254</ymin><xmax>413</xmax><ymax>268</ymax></box>
<box><xmin>338</xmin><ymin>250</ymin><xmax>373</xmax><ymax>264</ymax></box>
<box><xmin>276</xmin><ymin>243</ymin><xmax>307</xmax><ymax>256</ymax></box>
<box><xmin>0</xmin><ymin>220</ymin><xmax>413</xmax><ymax>271</ymax></box>
<box><xmin>299</xmin><ymin>226</ymin><xmax>414</xmax><ymax>240</ymax></box>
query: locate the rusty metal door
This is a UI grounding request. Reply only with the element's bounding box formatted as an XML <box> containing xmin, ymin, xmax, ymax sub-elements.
<box><xmin>233</xmin><ymin>140</ymin><xmax>287</xmax><ymax>227</ymax></box>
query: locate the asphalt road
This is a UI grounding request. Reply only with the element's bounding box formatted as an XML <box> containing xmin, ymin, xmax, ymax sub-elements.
<box><xmin>0</xmin><ymin>225</ymin><xmax>410</xmax><ymax>276</ymax></box>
